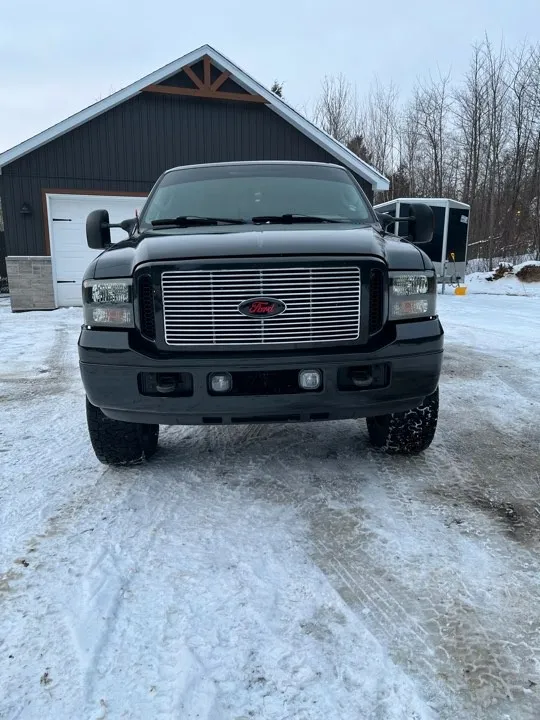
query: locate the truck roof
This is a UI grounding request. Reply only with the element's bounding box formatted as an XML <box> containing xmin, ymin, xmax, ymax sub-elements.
<box><xmin>162</xmin><ymin>160</ymin><xmax>347</xmax><ymax>174</ymax></box>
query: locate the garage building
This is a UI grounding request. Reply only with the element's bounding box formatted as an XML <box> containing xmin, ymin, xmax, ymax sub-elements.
<box><xmin>0</xmin><ymin>44</ymin><xmax>389</xmax><ymax>310</ymax></box>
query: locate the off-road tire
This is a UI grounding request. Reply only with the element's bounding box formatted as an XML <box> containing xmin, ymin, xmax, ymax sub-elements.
<box><xmin>86</xmin><ymin>397</ymin><xmax>159</xmax><ymax>465</ymax></box>
<box><xmin>366</xmin><ymin>388</ymin><xmax>439</xmax><ymax>455</ymax></box>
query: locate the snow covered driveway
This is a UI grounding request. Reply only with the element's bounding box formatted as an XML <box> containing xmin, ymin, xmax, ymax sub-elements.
<box><xmin>1</xmin><ymin>294</ymin><xmax>539</xmax><ymax>720</ymax></box>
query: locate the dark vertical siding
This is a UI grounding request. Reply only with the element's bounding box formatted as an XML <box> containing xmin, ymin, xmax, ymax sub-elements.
<box><xmin>3</xmin><ymin>93</ymin><xmax>374</xmax><ymax>256</ymax></box>
<box><xmin>0</xmin><ymin>231</ymin><xmax>6</xmax><ymax>278</ymax></box>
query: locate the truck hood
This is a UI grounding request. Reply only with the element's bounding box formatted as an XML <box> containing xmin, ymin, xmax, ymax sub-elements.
<box><xmin>92</xmin><ymin>223</ymin><xmax>428</xmax><ymax>278</ymax></box>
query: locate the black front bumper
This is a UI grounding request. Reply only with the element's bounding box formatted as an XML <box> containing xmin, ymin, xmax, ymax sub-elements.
<box><xmin>78</xmin><ymin>319</ymin><xmax>443</xmax><ymax>425</ymax></box>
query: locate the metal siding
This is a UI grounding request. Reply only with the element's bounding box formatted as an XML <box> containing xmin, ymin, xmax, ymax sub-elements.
<box><xmin>4</xmin><ymin>92</ymin><xmax>374</xmax><ymax>255</ymax></box>
<box><xmin>0</xmin><ymin>231</ymin><xmax>6</xmax><ymax>278</ymax></box>
<box><xmin>352</xmin><ymin>172</ymin><xmax>373</xmax><ymax>202</ymax></box>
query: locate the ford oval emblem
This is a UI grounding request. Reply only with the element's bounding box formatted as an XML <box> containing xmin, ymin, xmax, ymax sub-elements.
<box><xmin>238</xmin><ymin>297</ymin><xmax>287</xmax><ymax>318</ymax></box>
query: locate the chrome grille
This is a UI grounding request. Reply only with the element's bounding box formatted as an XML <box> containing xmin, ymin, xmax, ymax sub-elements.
<box><xmin>161</xmin><ymin>267</ymin><xmax>361</xmax><ymax>346</ymax></box>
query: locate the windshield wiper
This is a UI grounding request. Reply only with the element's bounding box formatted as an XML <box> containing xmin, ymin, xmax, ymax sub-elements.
<box><xmin>151</xmin><ymin>216</ymin><xmax>247</xmax><ymax>227</ymax></box>
<box><xmin>251</xmin><ymin>214</ymin><xmax>347</xmax><ymax>224</ymax></box>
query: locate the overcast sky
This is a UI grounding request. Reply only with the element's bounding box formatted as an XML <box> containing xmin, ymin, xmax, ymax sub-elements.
<box><xmin>1</xmin><ymin>0</ymin><xmax>539</xmax><ymax>153</ymax></box>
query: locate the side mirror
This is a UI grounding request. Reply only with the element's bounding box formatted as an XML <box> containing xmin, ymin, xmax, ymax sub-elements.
<box><xmin>86</xmin><ymin>209</ymin><xmax>111</xmax><ymax>249</ymax></box>
<box><xmin>86</xmin><ymin>211</ymin><xmax>137</xmax><ymax>249</ymax></box>
<box><xmin>375</xmin><ymin>211</ymin><xmax>396</xmax><ymax>231</ymax></box>
<box><xmin>120</xmin><ymin>217</ymin><xmax>138</xmax><ymax>236</ymax></box>
<box><xmin>407</xmin><ymin>203</ymin><xmax>434</xmax><ymax>245</ymax></box>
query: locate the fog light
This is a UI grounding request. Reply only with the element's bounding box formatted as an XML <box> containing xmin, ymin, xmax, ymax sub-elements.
<box><xmin>299</xmin><ymin>370</ymin><xmax>322</xmax><ymax>390</ymax></box>
<box><xmin>210</xmin><ymin>372</ymin><xmax>233</xmax><ymax>393</ymax></box>
<box><xmin>155</xmin><ymin>374</ymin><xmax>177</xmax><ymax>394</ymax></box>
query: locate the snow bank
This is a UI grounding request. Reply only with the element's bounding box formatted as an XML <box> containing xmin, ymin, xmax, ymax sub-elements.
<box><xmin>464</xmin><ymin>261</ymin><xmax>540</xmax><ymax>296</ymax></box>
<box><xmin>466</xmin><ymin>254</ymin><xmax>535</xmax><ymax>273</ymax></box>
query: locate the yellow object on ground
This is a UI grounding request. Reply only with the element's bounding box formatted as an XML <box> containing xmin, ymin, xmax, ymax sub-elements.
<box><xmin>454</xmin><ymin>286</ymin><xmax>467</xmax><ymax>295</ymax></box>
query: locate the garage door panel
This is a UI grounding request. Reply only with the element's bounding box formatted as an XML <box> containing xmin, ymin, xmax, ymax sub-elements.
<box><xmin>49</xmin><ymin>194</ymin><xmax>146</xmax><ymax>307</ymax></box>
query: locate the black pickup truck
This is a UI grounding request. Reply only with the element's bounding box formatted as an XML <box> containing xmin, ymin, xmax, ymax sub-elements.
<box><xmin>79</xmin><ymin>161</ymin><xmax>443</xmax><ymax>465</ymax></box>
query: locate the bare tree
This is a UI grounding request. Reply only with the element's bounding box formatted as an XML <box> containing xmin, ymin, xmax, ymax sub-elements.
<box><xmin>356</xmin><ymin>79</ymin><xmax>399</xmax><ymax>180</ymax></box>
<box><xmin>412</xmin><ymin>71</ymin><xmax>453</xmax><ymax>197</ymax></box>
<box><xmin>528</xmin><ymin>45</ymin><xmax>540</xmax><ymax>258</ymax></box>
<box><xmin>483</xmin><ymin>40</ymin><xmax>510</xmax><ymax>265</ymax></box>
<box><xmin>313</xmin><ymin>74</ymin><xmax>356</xmax><ymax>143</ymax></box>
<box><xmin>455</xmin><ymin>42</ymin><xmax>488</xmax><ymax>205</ymax></box>
<box><xmin>396</xmin><ymin>104</ymin><xmax>422</xmax><ymax>197</ymax></box>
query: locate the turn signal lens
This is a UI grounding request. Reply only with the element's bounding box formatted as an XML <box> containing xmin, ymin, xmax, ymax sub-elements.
<box><xmin>91</xmin><ymin>307</ymin><xmax>133</xmax><ymax>326</ymax></box>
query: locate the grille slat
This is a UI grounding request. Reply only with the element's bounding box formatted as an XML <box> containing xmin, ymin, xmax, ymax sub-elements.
<box><xmin>139</xmin><ymin>275</ymin><xmax>156</xmax><ymax>340</ymax></box>
<box><xmin>369</xmin><ymin>269</ymin><xmax>384</xmax><ymax>335</ymax></box>
<box><xmin>164</xmin><ymin>318</ymin><xmax>360</xmax><ymax>325</ymax></box>
<box><xmin>165</xmin><ymin>333</ymin><xmax>357</xmax><ymax>341</ymax></box>
<box><xmin>162</xmin><ymin>267</ymin><xmax>361</xmax><ymax>346</ymax></box>
<box><xmin>162</xmin><ymin>290</ymin><xmax>360</xmax><ymax>296</ymax></box>
<box><xmin>163</xmin><ymin>306</ymin><xmax>360</xmax><ymax>313</ymax></box>
<box><xmin>162</xmin><ymin>271</ymin><xmax>360</xmax><ymax>279</ymax></box>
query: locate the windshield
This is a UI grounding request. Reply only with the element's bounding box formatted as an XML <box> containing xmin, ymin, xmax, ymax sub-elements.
<box><xmin>139</xmin><ymin>164</ymin><xmax>374</xmax><ymax>227</ymax></box>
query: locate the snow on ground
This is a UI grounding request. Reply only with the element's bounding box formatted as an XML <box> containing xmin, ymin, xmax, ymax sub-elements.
<box><xmin>1</xmin><ymin>293</ymin><xmax>540</xmax><ymax>720</ymax></box>
<box><xmin>464</xmin><ymin>261</ymin><xmax>540</xmax><ymax>296</ymax></box>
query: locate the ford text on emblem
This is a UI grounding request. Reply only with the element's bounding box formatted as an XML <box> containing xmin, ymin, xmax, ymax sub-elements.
<box><xmin>238</xmin><ymin>297</ymin><xmax>287</xmax><ymax>318</ymax></box>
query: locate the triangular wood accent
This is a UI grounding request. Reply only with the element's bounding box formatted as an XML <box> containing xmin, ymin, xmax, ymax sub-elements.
<box><xmin>184</xmin><ymin>65</ymin><xmax>204</xmax><ymax>90</ymax></box>
<box><xmin>143</xmin><ymin>54</ymin><xmax>267</xmax><ymax>103</ymax></box>
<box><xmin>210</xmin><ymin>71</ymin><xmax>230</xmax><ymax>91</ymax></box>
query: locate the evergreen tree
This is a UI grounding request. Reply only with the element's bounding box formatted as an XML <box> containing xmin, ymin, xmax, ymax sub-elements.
<box><xmin>271</xmin><ymin>80</ymin><xmax>284</xmax><ymax>98</ymax></box>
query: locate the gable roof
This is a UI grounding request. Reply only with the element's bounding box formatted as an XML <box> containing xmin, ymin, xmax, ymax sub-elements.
<box><xmin>0</xmin><ymin>45</ymin><xmax>389</xmax><ymax>191</ymax></box>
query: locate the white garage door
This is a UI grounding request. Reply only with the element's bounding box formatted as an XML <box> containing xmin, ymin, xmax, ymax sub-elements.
<box><xmin>48</xmin><ymin>193</ymin><xmax>147</xmax><ymax>306</ymax></box>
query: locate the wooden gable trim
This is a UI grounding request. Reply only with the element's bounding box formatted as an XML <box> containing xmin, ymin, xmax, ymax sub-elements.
<box><xmin>143</xmin><ymin>54</ymin><xmax>267</xmax><ymax>104</ymax></box>
<box><xmin>183</xmin><ymin>65</ymin><xmax>204</xmax><ymax>89</ymax></box>
<box><xmin>210</xmin><ymin>70</ymin><xmax>230</xmax><ymax>91</ymax></box>
<box><xmin>203</xmin><ymin>55</ymin><xmax>211</xmax><ymax>87</ymax></box>
<box><xmin>144</xmin><ymin>84</ymin><xmax>266</xmax><ymax>103</ymax></box>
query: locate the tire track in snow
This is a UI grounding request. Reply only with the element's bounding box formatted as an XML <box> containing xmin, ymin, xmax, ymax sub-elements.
<box><xmin>0</xmin><ymin>324</ymin><xmax>73</xmax><ymax>401</ymax></box>
<box><xmin>72</xmin><ymin>490</ymin><xmax>174</xmax><ymax>718</ymax></box>
<box><xmin>366</xmin><ymin>439</ymin><xmax>540</xmax><ymax>716</ymax></box>
<box><xmin>1</xmin><ymin>465</ymin><xmax>175</xmax><ymax>718</ymax></box>
<box><xmin>76</xmin><ymin>449</ymin><xmax>433</xmax><ymax>720</ymax></box>
<box><xmin>52</xmin><ymin>468</ymin><xmax>229</xmax><ymax>720</ymax></box>
<box><xmin>210</xmin><ymin>420</ymin><xmax>540</xmax><ymax>720</ymax></box>
<box><xmin>155</xmin><ymin>600</ymin><xmax>222</xmax><ymax>719</ymax></box>
<box><xmin>69</xmin><ymin>544</ymin><xmax>126</xmax><ymax>709</ymax></box>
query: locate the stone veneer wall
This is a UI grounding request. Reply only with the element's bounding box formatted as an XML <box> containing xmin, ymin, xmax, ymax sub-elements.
<box><xmin>6</xmin><ymin>256</ymin><xmax>56</xmax><ymax>311</ymax></box>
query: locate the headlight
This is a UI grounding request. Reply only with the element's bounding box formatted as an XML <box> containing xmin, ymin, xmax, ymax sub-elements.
<box><xmin>83</xmin><ymin>279</ymin><xmax>134</xmax><ymax>327</ymax></box>
<box><xmin>389</xmin><ymin>271</ymin><xmax>436</xmax><ymax>320</ymax></box>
